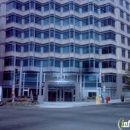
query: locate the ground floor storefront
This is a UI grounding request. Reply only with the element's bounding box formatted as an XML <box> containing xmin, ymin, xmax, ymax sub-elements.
<box><xmin>2</xmin><ymin>71</ymin><xmax>126</xmax><ymax>101</ymax></box>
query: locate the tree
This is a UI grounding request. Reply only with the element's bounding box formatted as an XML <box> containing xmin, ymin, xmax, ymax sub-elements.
<box><xmin>124</xmin><ymin>65</ymin><xmax>130</xmax><ymax>90</ymax></box>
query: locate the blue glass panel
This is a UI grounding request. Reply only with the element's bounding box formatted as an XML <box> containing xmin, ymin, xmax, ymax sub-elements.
<box><xmin>43</xmin><ymin>59</ymin><xmax>49</xmax><ymax>67</ymax></box>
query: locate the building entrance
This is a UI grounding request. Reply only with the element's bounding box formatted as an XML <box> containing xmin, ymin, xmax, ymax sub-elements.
<box><xmin>48</xmin><ymin>86</ymin><xmax>75</xmax><ymax>102</ymax></box>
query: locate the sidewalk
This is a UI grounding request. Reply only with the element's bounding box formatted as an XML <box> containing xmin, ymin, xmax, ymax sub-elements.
<box><xmin>35</xmin><ymin>98</ymin><xmax>130</xmax><ymax>108</ymax></box>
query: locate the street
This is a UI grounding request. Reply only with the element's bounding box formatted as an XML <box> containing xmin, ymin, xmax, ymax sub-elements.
<box><xmin>0</xmin><ymin>103</ymin><xmax>130</xmax><ymax>130</ymax></box>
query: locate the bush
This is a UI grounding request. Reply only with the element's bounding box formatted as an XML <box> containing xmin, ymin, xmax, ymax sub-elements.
<box><xmin>92</xmin><ymin>96</ymin><xmax>96</xmax><ymax>99</ymax></box>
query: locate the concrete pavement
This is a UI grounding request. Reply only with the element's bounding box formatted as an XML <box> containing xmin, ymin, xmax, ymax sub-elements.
<box><xmin>35</xmin><ymin>98</ymin><xmax>130</xmax><ymax>108</ymax></box>
<box><xmin>0</xmin><ymin>103</ymin><xmax>130</xmax><ymax>130</ymax></box>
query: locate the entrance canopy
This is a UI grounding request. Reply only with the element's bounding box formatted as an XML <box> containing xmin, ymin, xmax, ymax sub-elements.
<box><xmin>47</xmin><ymin>79</ymin><xmax>76</xmax><ymax>86</ymax></box>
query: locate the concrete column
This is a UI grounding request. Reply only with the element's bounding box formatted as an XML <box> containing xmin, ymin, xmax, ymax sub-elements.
<box><xmin>18</xmin><ymin>63</ymin><xmax>23</xmax><ymax>96</ymax></box>
<box><xmin>60</xmin><ymin>87</ymin><xmax>62</xmax><ymax>101</ymax></box>
<box><xmin>44</xmin><ymin>82</ymin><xmax>48</xmax><ymax>102</ymax></box>
<box><xmin>75</xmin><ymin>82</ymin><xmax>79</xmax><ymax>101</ymax></box>
<box><xmin>79</xmin><ymin>61</ymin><xmax>82</xmax><ymax>100</ymax></box>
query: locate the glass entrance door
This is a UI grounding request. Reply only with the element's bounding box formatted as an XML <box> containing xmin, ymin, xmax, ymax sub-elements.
<box><xmin>48</xmin><ymin>91</ymin><xmax>57</xmax><ymax>101</ymax></box>
<box><xmin>48</xmin><ymin>85</ymin><xmax>75</xmax><ymax>102</ymax></box>
<box><xmin>64</xmin><ymin>91</ymin><xmax>72</xmax><ymax>101</ymax></box>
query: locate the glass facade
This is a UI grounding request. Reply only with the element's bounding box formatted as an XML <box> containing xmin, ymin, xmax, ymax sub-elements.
<box><xmin>4</xmin><ymin>0</ymin><xmax>130</xmax><ymax>99</ymax></box>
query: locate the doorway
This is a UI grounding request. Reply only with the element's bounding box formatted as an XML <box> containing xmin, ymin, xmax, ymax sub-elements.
<box><xmin>48</xmin><ymin>85</ymin><xmax>75</xmax><ymax>102</ymax></box>
<box><xmin>48</xmin><ymin>91</ymin><xmax>57</xmax><ymax>101</ymax></box>
<box><xmin>64</xmin><ymin>91</ymin><xmax>72</xmax><ymax>101</ymax></box>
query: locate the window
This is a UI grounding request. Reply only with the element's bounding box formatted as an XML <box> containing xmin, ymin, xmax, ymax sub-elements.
<box><xmin>23</xmin><ymin>44</ymin><xmax>28</xmax><ymax>52</ymax></box>
<box><xmin>75</xmin><ymin>46</ymin><xmax>80</xmax><ymax>54</ymax></box>
<box><xmin>55</xmin><ymin>17</ymin><xmax>61</xmax><ymax>26</ymax></box>
<box><xmin>35</xmin><ymin>30</ymin><xmax>41</xmax><ymax>38</ymax></box>
<box><xmin>100</xmin><ymin>4</ymin><xmax>114</xmax><ymax>14</ymax></box>
<box><xmin>5</xmin><ymin>44</ymin><xmax>14</xmax><ymax>52</ymax></box>
<box><xmin>63</xmin><ymin>18</ymin><xmax>69</xmax><ymax>26</ymax></box>
<box><xmin>7</xmin><ymin>2</ymin><xmax>14</xmax><ymax>11</ymax></box>
<box><xmin>3</xmin><ymin>72</ymin><xmax>13</xmax><ymax>81</ymax></box>
<box><xmin>25</xmin><ymin>2</ymin><xmax>29</xmax><ymax>10</ymax></box>
<box><xmin>16</xmin><ymin>44</ymin><xmax>21</xmax><ymax>52</ymax></box>
<box><xmin>35</xmin><ymin>45</ymin><xmax>41</xmax><ymax>53</ymax></box>
<box><xmin>122</xmin><ymin>62</ymin><xmax>126</xmax><ymax>70</ymax></box>
<box><xmin>43</xmin><ymin>45</ymin><xmax>49</xmax><ymax>52</ymax></box>
<box><xmin>23</xmin><ymin>59</ymin><xmax>28</xmax><ymax>66</ymax></box>
<box><xmin>55</xmin><ymin>31</ymin><xmax>61</xmax><ymax>39</ymax></box>
<box><xmin>6</xmin><ymin>28</ymin><xmax>13</xmax><ymax>37</ymax></box>
<box><xmin>16</xmin><ymin>15</ymin><xmax>22</xmax><ymax>24</ymax></box>
<box><xmin>55</xmin><ymin>44</ymin><xmax>60</xmax><ymax>53</ymax></box>
<box><xmin>55</xmin><ymin>59</ymin><xmax>60</xmax><ymax>67</ymax></box>
<box><xmin>16</xmin><ymin>2</ymin><xmax>22</xmax><ymax>11</ymax></box>
<box><xmin>75</xmin><ymin>32</ymin><xmax>80</xmax><ymax>40</ymax></box>
<box><xmin>63</xmin><ymin>32</ymin><xmax>69</xmax><ymax>39</ymax></box>
<box><xmin>82</xmin><ymin>46</ymin><xmax>89</xmax><ymax>54</ymax></box>
<box><xmin>101</xmin><ymin>31</ymin><xmax>116</xmax><ymax>41</ymax></box>
<box><xmin>126</xmin><ymin>2</ymin><xmax>129</xmax><ymax>10</ymax></box>
<box><xmin>63</xmin><ymin>46</ymin><xmax>69</xmax><ymax>53</ymax></box>
<box><xmin>128</xmin><ymin>38</ymin><xmax>130</xmax><ymax>46</ymax></box>
<box><xmin>127</xmin><ymin>26</ymin><xmax>130</xmax><ymax>34</ymax></box>
<box><xmin>7</xmin><ymin>2</ymin><xmax>22</xmax><ymax>11</ymax></box>
<box><xmin>75</xmin><ymin>18</ymin><xmax>80</xmax><ymax>27</ymax></box>
<box><xmin>102</xmin><ymin>60</ymin><xmax>116</xmax><ymax>68</ymax></box>
<box><xmin>63</xmin><ymin>4</ymin><xmax>69</xmax><ymax>12</ymax></box>
<box><xmin>44</xmin><ymin>17</ymin><xmax>49</xmax><ymax>25</ymax></box>
<box><xmin>4</xmin><ymin>57</ymin><xmax>14</xmax><ymax>66</ymax></box>
<box><xmin>15</xmin><ymin>29</ymin><xmax>22</xmax><ymax>38</ymax></box>
<box><xmin>63</xmin><ymin>60</ymin><xmax>69</xmax><ymax>67</ymax></box>
<box><xmin>126</xmin><ymin>14</ymin><xmax>129</xmax><ymax>22</ymax></box>
<box><xmin>43</xmin><ymin>59</ymin><xmax>49</xmax><ymax>67</ymax></box>
<box><xmin>94</xmin><ymin>5</ymin><xmax>98</xmax><ymax>13</ymax></box>
<box><xmin>128</xmin><ymin>51</ymin><xmax>130</xmax><ymax>58</ymax></box>
<box><xmin>75</xmin><ymin>4</ymin><xmax>80</xmax><ymax>13</ymax></box>
<box><xmin>120</xmin><ymin>10</ymin><xmax>124</xmax><ymax>18</ymax></box>
<box><xmin>122</xmin><ymin>76</ymin><xmax>126</xmax><ymax>83</ymax></box>
<box><xmin>35</xmin><ymin>16</ymin><xmax>42</xmax><ymax>25</ymax></box>
<box><xmin>101</xmin><ymin>17</ymin><xmax>115</xmax><ymax>27</ymax></box>
<box><xmin>120</xmin><ymin>0</ymin><xmax>123</xmax><ymax>6</ymax></box>
<box><xmin>102</xmin><ymin>45</ymin><xmax>116</xmax><ymax>54</ymax></box>
<box><xmin>121</xmin><ymin>35</ymin><xmax>125</xmax><ymax>44</ymax></box>
<box><xmin>44</xmin><ymin>31</ymin><xmax>49</xmax><ymax>38</ymax></box>
<box><xmin>121</xmin><ymin>22</ymin><xmax>124</xmax><ymax>31</ymax></box>
<box><xmin>35</xmin><ymin>3</ymin><xmax>42</xmax><ymax>11</ymax></box>
<box><xmin>16</xmin><ymin>59</ymin><xmax>20</xmax><ymax>66</ymax></box>
<box><xmin>44</xmin><ymin>3</ymin><xmax>49</xmax><ymax>11</ymax></box>
<box><xmin>104</xmin><ymin>73</ymin><xmax>116</xmax><ymax>82</ymax></box>
<box><xmin>6</xmin><ymin>15</ymin><xmax>22</xmax><ymax>24</ymax></box>
<box><xmin>24</xmin><ymin>30</ymin><xmax>29</xmax><ymax>38</ymax></box>
<box><xmin>122</xmin><ymin>48</ymin><xmax>125</xmax><ymax>57</ymax></box>
<box><xmin>55</xmin><ymin>4</ymin><xmax>61</xmax><ymax>12</ymax></box>
<box><xmin>34</xmin><ymin>59</ymin><xmax>40</xmax><ymax>67</ymax></box>
<box><xmin>82</xmin><ymin>4</ymin><xmax>88</xmax><ymax>13</ymax></box>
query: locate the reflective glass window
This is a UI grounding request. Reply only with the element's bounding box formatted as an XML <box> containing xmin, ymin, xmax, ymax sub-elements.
<box><xmin>63</xmin><ymin>4</ymin><xmax>69</xmax><ymax>12</ymax></box>
<box><xmin>43</xmin><ymin>45</ymin><xmax>49</xmax><ymax>52</ymax></box>
<box><xmin>36</xmin><ymin>3</ymin><xmax>42</xmax><ymax>11</ymax></box>
<box><xmin>44</xmin><ymin>3</ymin><xmax>49</xmax><ymax>11</ymax></box>
<box><xmin>34</xmin><ymin>59</ymin><xmax>40</xmax><ymax>67</ymax></box>
<box><xmin>44</xmin><ymin>31</ymin><xmax>49</xmax><ymax>38</ymax></box>
<box><xmin>63</xmin><ymin>60</ymin><xmax>69</xmax><ymax>67</ymax></box>
<box><xmin>43</xmin><ymin>59</ymin><xmax>49</xmax><ymax>67</ymax></box>
<box><xmin>35</xmin><ymin>45</ymin><xmax>41</xmax><ymax>53</ymax></box>
<box><xmin>63</xmin><ymin>46</ymin><xmax>69</xmax><ymax>53</ymax></box>
<box><xmin>63</xmin><ymin>32</ymin><xmax>69</xmax><ymax>39</ymax></box>
<box><xmin>16</xmin><ymin>44</ymin><xmax>21</xmax><ymax>52</ymax></box>
<box><xmin>55</xmin><ymin>60</ymin><xmax>60</xmax><ymax>67</ymax></box>
<box><xmin>55</xmin><ymin>4</ymin><xmax>61</xmax><ymax>12</ymax></box>
<box><xmin>55</xmin><ymin>44</ymin><xmax>60</xmax><ymax>53</ymax></box>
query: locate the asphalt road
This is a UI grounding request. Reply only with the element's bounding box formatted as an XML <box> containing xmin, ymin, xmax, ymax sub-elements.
<box><xmin>0</xmin><ymin>103</ymin><xmax>130</xmax><ymax>130</ymax></box>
